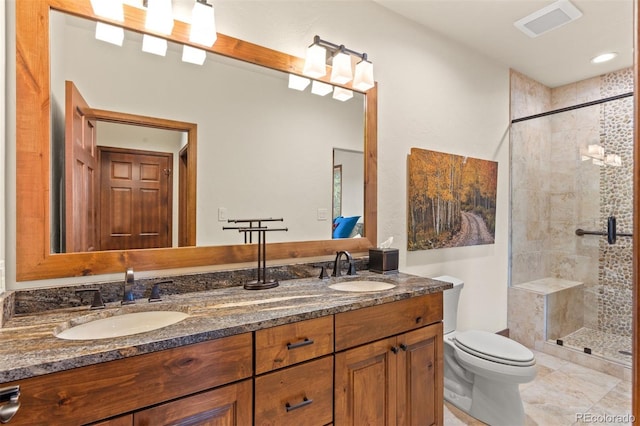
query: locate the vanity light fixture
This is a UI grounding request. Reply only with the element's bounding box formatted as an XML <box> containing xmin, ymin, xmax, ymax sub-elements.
<box><xmin>288</xmin><ymin>74</ymin><xmax>311</xmax><ymax>91</ymax></box>
<box><xmin>144</xmin><ymin>0</ymin><xmax>174</xmax><ymax>35</ymax></box>
<box><xmin>333</xmin><ymin>87</ymin><xmax>353</xmax><ymax>102</ymax></box>
<box><xmin>331</xmin><ymin>47</ymin><xmax>353</xmax><ymax>84</ymax></box>
<box><xmin>311</xmin><ymin>80</ymin><xmax>333</xmax><ymax>96</ymax></box>
<box><xmin>189</xmin><ymin>0</ymin><xmax>217</xmax><ymax>47</ymax></box>
<box><xmin>353</xmin><ymin>55</ymin><xmax>374</xmax><ymax>91</ymax></box>
<box><xmin>302</xmin><ymin>35</ymin><xmax>374</xmax><ymax>91</ymax></box>
<box><xmin>142</xmin><ymin>34</ymin><xmax>168</xmax><ymax>56</ymax></box>
<box><xmin>89</xmin><ymin>0</ymin><xmax>124</xmax><ymax>46</ymax></box>
<box><xmin>182</xmin><ymin>45</ymin><xmax>207</xmax><ymax>65</ymax></box>
<box><xmin>303</xmin><ymin>42</ymin><xmax>327</xmax><ymax>78</ymax></box>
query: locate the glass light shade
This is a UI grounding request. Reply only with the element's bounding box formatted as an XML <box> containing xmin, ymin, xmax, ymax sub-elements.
<box><xmin>95</xmin><ymin>22</ymin><xmax>124</xmax><ymax>46</ymax></box>
<box><xmin>330</xmin><ymin>51</ymin><xmax>353</xmax><ymax>85</ymax></box>
<box><xmin>145</xmin><ymin>0</ymin><xmax>174</xmax><ymax>35</ymax></box>
<box><xmin>190</xmin><ymin>1</ymin><xmax>217</xmax><ymax>47</ymax></box>
<box><xmin>353</xmin><ymin>59</ymin><xmax>374</xmax><ymax>91</ymax></box>
<box><xmin>333</xmin><ymin>87</ymin><xmax>353</xmax><ymax>102</ymax></box>
<box><xmin>311</xmin><ymin>80</ymin><xmax>333</xmax><ymax>96</ymax></box>
<box><xmin>288</xmin><ymin>74</ymin><xmax>311</xmax><ymax>91</ymax></box>
<box><xmin>182</xmin><ymin>45</ymin><xmax>207</xmax><ymax>65</ymax></box>
<box><xmin>142</xmin><ymin>34</ymin><xmax>168</xmax><ymax>56</ymax></box>
<box><xmin>90</xmin><ymin>0</ymin><xmax>123</xmax><ymax>21</ymax></box>
<box><xmin>303</xmin><ymin>44</ymin><xmax>327</xmax><ymax>78</ymax></box>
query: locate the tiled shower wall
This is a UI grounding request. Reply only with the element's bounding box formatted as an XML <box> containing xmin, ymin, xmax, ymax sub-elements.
<box><xmin>510</xmin><ymin>68</ymin><xmax>634</xmax><ymax>338</ymax></box>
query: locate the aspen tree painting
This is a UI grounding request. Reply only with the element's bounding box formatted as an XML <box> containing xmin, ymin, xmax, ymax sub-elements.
<box><xmin>408</xmin><ymin>148</ymin><xmax>498</xmax><ymax>250</ymax></box>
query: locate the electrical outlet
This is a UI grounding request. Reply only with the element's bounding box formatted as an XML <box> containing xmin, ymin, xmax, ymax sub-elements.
<box><xmin>218</xmin><ymin>207</ymin><xmax>227</xmax><ymax>222</ymax></box>
<box><xmin>317</xmin><ymin>208</ymin><xmax>328</xmax><ymax>221</ymax></box>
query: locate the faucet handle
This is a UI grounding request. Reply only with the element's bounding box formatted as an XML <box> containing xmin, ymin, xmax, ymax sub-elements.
<box><xmin>347</xmin><ymin>261</ymin><xmax>357</xmax><ymax>276</ymax></box>
<box><xmin>148</xmin><ymin>280</ymin><xmax>172</xmax><ymax>302</ymax></box>
<box><xmin>319</xmin><ymin>266</ymin><xmax>330</xmax><ymax>279</ymax></box>
<box><xmin>75</xmin><ymin>288</ymin><xmax>105</xmax><ymax>310</ymax></box>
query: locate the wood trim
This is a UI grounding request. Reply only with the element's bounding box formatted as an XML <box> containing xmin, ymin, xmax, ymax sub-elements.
<box><xmin>15</xmin><ymin>0</ymin><xmax>377</xmax><ymax>280</ymax></box>
<box><xmin>88</xmin><ymin>108</ymin><xmax>198</xmax><ymax>248</ymax></box>
<box><xmin>633</xmin><ymin>0</ymin><xmax>639</xmax><ymax>418</ymax></box>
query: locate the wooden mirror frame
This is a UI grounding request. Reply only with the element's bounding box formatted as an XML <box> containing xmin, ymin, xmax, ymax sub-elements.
<box><xmin>16</xmin><ymin>0</ymin><xmax>377</xmax><ymax>281</ymax></box>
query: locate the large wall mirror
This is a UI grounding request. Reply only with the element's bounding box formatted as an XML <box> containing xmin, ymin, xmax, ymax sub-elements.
<box><xmin>16</xmin><ymin>0</ymin><xmax>377</xmax><ymax>281</ymax></box>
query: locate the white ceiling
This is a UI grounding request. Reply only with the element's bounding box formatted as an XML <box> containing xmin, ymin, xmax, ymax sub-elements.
<box><xmin>372</xmin><ymin>0</ymin><xmax>634</xmax><ymax>88</ymax></box>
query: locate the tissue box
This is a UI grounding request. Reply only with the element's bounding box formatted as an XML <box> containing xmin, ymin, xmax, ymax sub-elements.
<box><xmin>369</xmin><ymin>248</ymin><xmax>399</xmax><ymax>274</ymax></box>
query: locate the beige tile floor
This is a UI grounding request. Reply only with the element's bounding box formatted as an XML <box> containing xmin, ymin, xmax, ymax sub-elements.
<box><xmin>444</xmin><ymin>350</ymin><xmax>633</xmax><ymax>426</ymax></box>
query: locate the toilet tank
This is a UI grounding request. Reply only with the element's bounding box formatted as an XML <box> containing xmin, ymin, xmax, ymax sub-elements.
<box><xmin>432</xmin><ymin>275</ymin><xmax>464</xmax><ymax>334</ymax></box>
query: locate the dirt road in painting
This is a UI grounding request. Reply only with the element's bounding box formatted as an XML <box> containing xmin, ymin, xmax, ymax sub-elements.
<box><xmin>449</xmin><ymin>211</ymin><xmax>494</xmax><ymax>247</ymax></box>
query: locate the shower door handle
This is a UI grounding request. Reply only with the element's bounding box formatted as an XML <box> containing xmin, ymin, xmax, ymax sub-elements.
<box><xmin>607</xmin><ymin>216</ymin><xmax>616</xmax><ymax>245</ymax></box>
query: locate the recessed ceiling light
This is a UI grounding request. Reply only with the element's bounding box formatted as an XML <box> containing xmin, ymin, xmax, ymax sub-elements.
<box><xmin>591</xmin><ymin>52</ymin><xmax>618</xmax><ymax>64</ymax></box>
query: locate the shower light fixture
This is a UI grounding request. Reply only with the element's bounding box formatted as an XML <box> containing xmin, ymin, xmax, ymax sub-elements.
<box><xmin>302</xmin><ymin>35</ymin><xmax>374</xmax><ymax>91</ymax></box>
<box><xmin>591</xmin><ymin>52</ymin><xmax>617</xmax><ymax>64</ymax></box>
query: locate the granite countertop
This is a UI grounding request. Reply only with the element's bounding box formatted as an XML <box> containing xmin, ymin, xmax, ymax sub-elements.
<box><xmin>0</xmin><ymin>272</ymin><xmax>450</xmax><ymax>384</ymax></box>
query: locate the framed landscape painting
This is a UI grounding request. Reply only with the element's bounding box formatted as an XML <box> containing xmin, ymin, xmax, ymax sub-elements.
<box><xmin>407</xmin><ymin>147</ymin><xmax>498</xmax><ymax>250</ymax></box>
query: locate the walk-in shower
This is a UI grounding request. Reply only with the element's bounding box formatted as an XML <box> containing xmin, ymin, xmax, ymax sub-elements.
<box><xmin>509</xmin><ymin>68</ymin><xmax>634</xmax><ymax>369</ymax></box>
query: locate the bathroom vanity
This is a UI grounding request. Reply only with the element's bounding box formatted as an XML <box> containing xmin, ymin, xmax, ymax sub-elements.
<box><xmin>0</xmin><ymin>273</ymin><xmax>448</xmax><ymax>425</ymax></box>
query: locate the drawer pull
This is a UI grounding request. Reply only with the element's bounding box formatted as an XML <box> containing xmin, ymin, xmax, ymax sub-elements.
<box><xmin>285</xmin><ymin>397</ymin><xmax>313</xmax><ymax>412</ymax></box>
<box><xmin>0</xmin><ymin>386</ymin><xmax>20</xmax><ymax>424</ymax></box>
<box><xmin>287</xmin><ymin>338</ymin><xmax>314</xmax><ymax>350</ymax></box>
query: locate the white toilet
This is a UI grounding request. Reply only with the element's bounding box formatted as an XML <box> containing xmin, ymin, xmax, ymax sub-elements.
<box><xmin>434</xmin><ymin>275</ymin><xmax>536</xmax><ymax>426</ymax></box>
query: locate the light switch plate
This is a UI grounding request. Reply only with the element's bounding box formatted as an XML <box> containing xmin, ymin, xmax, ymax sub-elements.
<box><xmin>317</xmin><ymin>208</ymin><xmax>328</xmax><ymax>221</ymax></box>
<box><xmin>218</xmin><ymin>207</ymin><xmax>227</xmax><ymax>221</ymax></box>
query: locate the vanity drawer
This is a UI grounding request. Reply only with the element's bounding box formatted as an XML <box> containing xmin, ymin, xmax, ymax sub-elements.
<box><xmin>255</xmin><ymin>315</ymin><xmax>334</xmax><ymax>374</ymax></box>
<box><xmin>254</xmin><ymin>356</ymin><xmax>334</xmax><ymax>426</ymax></box>
<box><xmin>334</xmin><ymin>293</ymin><xmax>442</xmax><ymax>351</ymax></box>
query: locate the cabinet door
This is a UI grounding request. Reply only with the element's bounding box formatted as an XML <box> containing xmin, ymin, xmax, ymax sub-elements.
<box><xmin>334</xmin><ymin>337</ymin><xmax>396</xmax><ymax>426</ymax></box>
<box><xmin>133</xmin><ymin>379</ymin><xmax>252</xmax><ymax>426</ymax></box>
<box><xmin>396</xmin><ymin>323</ymin><xmax>443</xmax><ymax>426</ymax></box>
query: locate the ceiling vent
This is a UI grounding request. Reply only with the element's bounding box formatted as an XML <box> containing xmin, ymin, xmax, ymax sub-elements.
<box><xmin>514</xmin><ymin>0</ymin><xmax>582</xmax><ymax>38</ymax></box>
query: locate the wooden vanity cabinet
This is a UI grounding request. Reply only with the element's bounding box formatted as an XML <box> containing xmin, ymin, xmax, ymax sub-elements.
<box><xmin>133</xmin><ymin>379</ymin><xmax>253</xmax><ymax>425</ymax></box>
<box><xmin>5</xmin><ymin>333</ymin><xmax>253</xmax><ymax>425</ymax></box>
<box><xmin>334</xmin><ymin>294</ymin><xmax>444</xmax><ymax>426</ymax></box>
<box><xmin>254</xmin><ymin>316</ymin><xmax>335</xmax><ymax>426</ymax></box>
<box><xmin>5</xmin><ymin>292</ymin><xmax>444</xmax><ymax>425</ymax></box>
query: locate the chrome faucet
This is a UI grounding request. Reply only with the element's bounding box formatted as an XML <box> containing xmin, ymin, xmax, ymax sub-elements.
<box><xmin>122</xmin><ymin>268</ymin><xmax>135</xmax><ymax>305</ymax></box>
<box><xmin>332</xmin><ymin>250</ymin><xmax>357</xmax><ymax>277</ymax></box>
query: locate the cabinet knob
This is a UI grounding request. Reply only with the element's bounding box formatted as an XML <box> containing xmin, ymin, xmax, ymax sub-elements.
<box><xmin>399</xmin><ymin>343</ymin><xmax>408</xmax><ymax>351</ymax></box>
<box><xmin>391</xmin><ymin>346</ymin><xmax>399</xmax><ymax>354</ymax></box>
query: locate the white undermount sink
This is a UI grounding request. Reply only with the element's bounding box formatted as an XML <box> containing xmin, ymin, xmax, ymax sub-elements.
<box><xmin>55</xmin><ymin>311</ymin><xmax>189</xmax><ymax>340</ymax></box>
<box><xmin>328</xmin><ymin>280</ymin><xmax>396</xmax><ymax>292</ymax></box>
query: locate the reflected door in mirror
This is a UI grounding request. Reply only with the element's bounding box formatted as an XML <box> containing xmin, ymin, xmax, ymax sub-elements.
<box><xmin>99</xmin><ymin>147</ymin><xmax>173</xmax><ymax>250</ymax></box>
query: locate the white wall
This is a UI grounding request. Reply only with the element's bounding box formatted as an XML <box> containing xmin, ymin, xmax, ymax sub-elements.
<box><xmin>4</xmin><ymin>1</ymin><xmax>511</xmax><ymax>333</ymax></box>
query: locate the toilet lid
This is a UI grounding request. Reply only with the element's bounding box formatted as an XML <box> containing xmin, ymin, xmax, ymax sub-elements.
<box><xmin>453</xmin><ymin>330</ymin><xmax>535</xmax><ymax>367</ymax></box>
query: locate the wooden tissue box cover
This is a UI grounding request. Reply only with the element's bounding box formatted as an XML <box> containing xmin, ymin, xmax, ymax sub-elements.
<box><xmin>369</xmin><ymin>248</ymin><xmax>399</xmax><ymax>274</ymax></box>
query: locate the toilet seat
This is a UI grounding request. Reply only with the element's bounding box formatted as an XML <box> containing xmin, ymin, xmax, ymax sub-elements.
<box><xmin>453</xmin><ymin>330</ymin><xmax>535</xmax><ymax>367</ymax></box>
